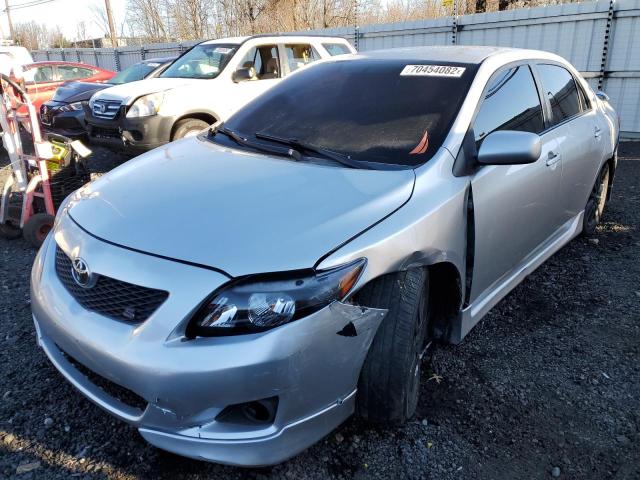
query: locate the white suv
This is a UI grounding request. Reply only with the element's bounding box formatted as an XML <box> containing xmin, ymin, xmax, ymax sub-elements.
<box><xmin>84</xmin><ymin>35</ymin><xmax>354</xmax><ymax>152</ymax></box>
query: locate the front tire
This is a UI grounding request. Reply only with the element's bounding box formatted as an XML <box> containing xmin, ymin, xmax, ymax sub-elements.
<box><xmin>23</xmin><ymin>213</ymin><xmax>55</xmax><ymax>248</ymax></box>
<box><xmin>355</xmin><ymin>268</ymin><xmax>431</xmax><ymax>424</ymax></box>
<box><xmin>171</xmin><ymin>119</ymin><xmax>210</xmax><ymax>140</ymax></box>
<box><xmin>583</xmin><ymin>163</ymin><xmax>610</xmax><ymax>236</ymax></box>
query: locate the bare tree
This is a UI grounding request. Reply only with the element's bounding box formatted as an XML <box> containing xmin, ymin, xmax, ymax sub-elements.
<box><xmin>125</xmin><ymin>0</ymin><xmax>173</xmax><ymax>42</ymax></box>
<box><xmin>13</xmin><ymin>22</ymin><xmax>70</xmax><ymax>50</ymax></box>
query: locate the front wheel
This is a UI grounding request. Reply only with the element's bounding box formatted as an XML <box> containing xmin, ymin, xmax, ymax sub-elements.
<box><xmin>583</xmin><ymin>163</ymin><xmax>610</xmax><ymax>236</ymax></box>
<box><xmin>171</xmin><ymin>119</ymin><xmax>210</xmax><ymax>141</ymax></box>
<box><xmin>355</xmin><ymin>268</ymin><xmax>431</xmax><ymax>424</ymax></box>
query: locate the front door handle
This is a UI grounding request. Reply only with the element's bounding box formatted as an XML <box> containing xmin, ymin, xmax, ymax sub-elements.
<box><xmin>546</xmin><ymin>151</ymin><xmax>561</xmax><ymax>166</ymax></box>
<box><xmin>594</xmin><ymin>127</ymin><xmax>602</xmax><ymax>138</ymax></box>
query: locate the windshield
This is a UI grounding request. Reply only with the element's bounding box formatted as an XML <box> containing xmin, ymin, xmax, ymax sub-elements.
<box><xmin>160</xmin><ymin>43</ymin><xmax>237</xmax><ymax>79</ymax></box>
<box><xmin>220</xmin><ymin>59</ymin><xmax>477</xmax><ymax>167</ymax></box>
<box><xmin>110</xmin><ymin>62</ymin><xmax>159</xmax><ymax>85</ymax></box>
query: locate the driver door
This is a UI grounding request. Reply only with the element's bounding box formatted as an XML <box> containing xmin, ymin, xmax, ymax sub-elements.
<box><xmin>469</xmin><ymin>63</ymin><xmax>564</xmax><ymax>303</ymax></box>
<box><xmin>227</xmin><ymin>44</ymin><xmax>281</xmax><ymax>118</ymax></box>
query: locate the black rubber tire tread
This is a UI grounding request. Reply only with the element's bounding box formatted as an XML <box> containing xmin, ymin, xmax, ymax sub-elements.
<box><xmin>355</xmin><ymin>268</ymin><xmax>429</xmax><ymax>424</ymax></box>
<box><xmin>582</xmin><ymin>162</ymin><xmax>610</xmax><ymax>237</ymax></box>
<box><xmin>23</xmin><ymin>213</ymin><xmax>55</xmax><ymax>248</ymax></box>
<box><xmin>171</xmin><ymin>119</ymin><xmax>210</xmax><ymax>140</ymax></box>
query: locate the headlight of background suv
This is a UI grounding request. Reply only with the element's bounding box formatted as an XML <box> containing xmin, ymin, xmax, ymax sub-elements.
<box><xmin>126</xmin><ymin>92</ymin><xmax>164</xmax><ymax>118</ymax></box>
<box><xmin>59</xmin><ymin>101</ymin><xmax>83</xmax><ymax>112</ymax></box>
<box><xmin>186</xmin><ymin>258</ymin><xmax>366</xmax><ymax>337</ymax></box>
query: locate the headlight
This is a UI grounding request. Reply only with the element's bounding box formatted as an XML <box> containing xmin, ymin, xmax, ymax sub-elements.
<box><xmin>59</xmin><ymin>101</ymin><xmax>83</xmax><ymax>112</ymax></box>
<box><xmin>186</xmin><ymin>258</ymin><xmax>366</xmax><ymax>337</ymax></box>
<box><xmin>126</xmin><ymin>92</ymin><xmax>164</xmax><ymax>118</ymax></box>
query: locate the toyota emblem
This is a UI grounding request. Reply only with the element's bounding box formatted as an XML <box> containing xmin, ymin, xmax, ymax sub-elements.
<box><xmin>71</xmin><ymin>257</ymin><xmax>95</xmax><ymax>288</ymax></box>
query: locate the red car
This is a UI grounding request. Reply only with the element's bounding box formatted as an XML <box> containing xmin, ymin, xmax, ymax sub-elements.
<box><xmin>22</xmin><ymin>61</ymin><xmax>115</xmax><ymax>110</ymax></box>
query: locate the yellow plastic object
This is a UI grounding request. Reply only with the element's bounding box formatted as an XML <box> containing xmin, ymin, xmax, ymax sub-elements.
<box><xmin>46</xmin><ymin>139</ymin><xmax>70</xmax><ymax>171</ymax></box>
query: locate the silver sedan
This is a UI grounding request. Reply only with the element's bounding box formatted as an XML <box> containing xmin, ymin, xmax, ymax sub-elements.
<box><xmin>31</xmin><ymin>46</ymin><xmax>618</xmax><ymax>466</ymax></box>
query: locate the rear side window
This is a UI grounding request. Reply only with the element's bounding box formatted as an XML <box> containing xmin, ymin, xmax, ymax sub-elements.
<box><xmin>284</xmin><ymin>44</ymin><xmax>320</xmax><ymax>73</ymax></box>
<box><xmin>537</xmin><ymin>64</ymin><xmax>581</xmax><ymax>125</ymax></box>
<box><xmin>322</xmin><ymin>43</ymin><xmax>352</xmax><ymax>56</ymax></box>
<box><xmin>473</xmin><ymin>65</ymin><xmax>544</xmax><ymax>145</ymax></box>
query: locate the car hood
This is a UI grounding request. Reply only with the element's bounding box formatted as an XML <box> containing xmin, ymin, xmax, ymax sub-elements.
<box><xmin>67</xmin><ymin>138</ymin><xmax>415</xmax><ymax>277</ymax></box>
<box><xmin>52</xmin><ymin>81</ymin><xmax>109</xmax><ymax>103</ymax></box>
<box><xmin>92</xmin><ymin>77</ymin><xmax>204</xmax><ymax>105</ymax></box>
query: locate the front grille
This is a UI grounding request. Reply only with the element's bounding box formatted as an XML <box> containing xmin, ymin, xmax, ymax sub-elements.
<box><xmin>91</xmin><ymin>99</ymin><xmax>120</xmax><ymax>119</ymax></box>
<box><xmin>55</xmin><ymin>245</ymin><xmax>169</xmax><ymax>323</ymax></box>
<box><xmin>59</xmin><ymin>345</ymin><xmax>148</xmax><ymax>411</ymax></box>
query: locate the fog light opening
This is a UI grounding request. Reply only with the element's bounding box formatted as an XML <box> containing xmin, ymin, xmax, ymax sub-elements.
<box><xmin>215</xmin><ymin>396</ymin><xmax>278</xmax><ymax>425</ymax></box>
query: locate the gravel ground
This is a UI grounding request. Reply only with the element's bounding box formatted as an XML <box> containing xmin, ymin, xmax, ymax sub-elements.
<box><xmin>0</xmin><ymin>143</ymin><xmax>639</xmax><ymax>480</ymax></box>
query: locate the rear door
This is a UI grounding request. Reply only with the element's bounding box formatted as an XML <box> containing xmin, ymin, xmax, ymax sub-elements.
<box><xmin>469</xmin><ymin>63</ymin><xmax>564</xmax><ymax>301</ymax></box>
<box><xmin>534</xmin><ymin>63</ymin><xmax>605</xmax><ymax>221</ymax></box>
<box><xmin>281</xmin><ymin>43</ymin><xmax>321</xmax><ymax>75</ymax></box>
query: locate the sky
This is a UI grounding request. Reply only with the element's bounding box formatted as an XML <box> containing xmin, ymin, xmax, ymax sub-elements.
<box><xmin>0</xmin><ymin>0</ymin><xmax>127</xmax><ymax>42</ymax></box>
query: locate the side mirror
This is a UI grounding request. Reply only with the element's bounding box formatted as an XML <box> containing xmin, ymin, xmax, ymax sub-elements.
<box><xmin>596</xmin><ymin>90</ymin><xmax>610</xmax><ymax>102</ymax></box>
<box><xmin>232</xmin><ymin>66</ymin><xmax>257</xmax><ymax>83</ymax></box>
<box><xmin>477</xmin><ymin>130</ymin><xmax>541</xmax><ymax>165</ymax></box>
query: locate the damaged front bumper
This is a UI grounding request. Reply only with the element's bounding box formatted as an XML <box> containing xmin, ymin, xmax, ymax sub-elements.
<box><xmin>30</xmin><ymin>223</ymin><xmax>386</xmax><ymax>466</ymax></box>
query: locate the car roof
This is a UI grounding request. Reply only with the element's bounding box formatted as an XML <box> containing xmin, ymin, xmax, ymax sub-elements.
<box><xmin>201</xmin><ymin>34</ymin><xmax>350</xmax><ymax>46</ymax></box>
<box><xmin>25</xmin><ymin>61</ymin><xmax>99</xmax><ymax>68</ymax></box>
<box><xmin>357</xmin><ymin>45</ymin><xmax>559</xmax><ymax>65</ymax></box>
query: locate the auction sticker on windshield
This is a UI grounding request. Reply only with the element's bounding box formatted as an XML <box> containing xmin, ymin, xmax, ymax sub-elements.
<box><xmin>400</xmin><ymin>65</ymin><xmax>466</xmax><ymax>77</ymax></box>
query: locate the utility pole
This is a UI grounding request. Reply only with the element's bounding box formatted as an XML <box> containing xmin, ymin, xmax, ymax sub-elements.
<box><xmin>4</xmin><ymin>0</ymin><xmax>14</xmax><ymax>42</ymax></box>
<box><xmin>104</xmin><ymin>0</ymin><xmax>118</xmax><ymax>47</ymax></box>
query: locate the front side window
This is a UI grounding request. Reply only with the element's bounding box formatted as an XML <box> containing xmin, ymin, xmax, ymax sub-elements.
<box><xmin>218</xmin><ymin>59</ymin><xmax>477</xmax><ymax>168</ymax></box>
<box><xmin>161</xmin><ymin>43</ymin><xmax>238</xmax><ymax>79</ymax></box>
<box><xmin>25</xmin><ymin>66</ymin><xmax>54</xmax><ymax>83</ymax></box>
<box><xmin>58</xmin><ymin>65</ymin><xmax>94</xmax><ymax>80</ymax></box>
<box><xmin>323</xmin><ymin>43</ymin><xmax>352</xmax><ymax>56</ymax></box>
<box><xmin>537</xmin><ymin>64</ymin><xmax>581</xmax><ymax>125</ymax></box>
<box><xmin>238</xmin><ymin>45</ymin><xmax>279</xmax><ymax>79</ymax></box>
<box><xmin>473</xmin><ymin>65</ymin><xmax>544</xmax><ymax>145</ymax></box>
<box><xmin>284</xmin><ymin>44</ymin><xmax>319</xmax><ymax>72</ymax></box>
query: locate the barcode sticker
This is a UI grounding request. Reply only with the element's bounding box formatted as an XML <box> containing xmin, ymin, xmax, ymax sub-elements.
<box><xmin>401</xmin><ymin>65</ymin><xmax>466</xmax><ymax>77</ymax></box>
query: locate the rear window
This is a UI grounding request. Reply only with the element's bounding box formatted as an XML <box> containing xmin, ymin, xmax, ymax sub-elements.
<box><xmin>221</xmin><ymin>59</ymin><xmax>477</xmax><ymax>167</ymax></box>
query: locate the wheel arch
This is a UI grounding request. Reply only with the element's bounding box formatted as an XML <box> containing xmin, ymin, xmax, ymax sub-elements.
<box><xmin>353</xmin><ymin>259</ymin><xmax>463</xmax><ymax>344</ymax></box>
<box><xmin>170</xmin><ymin>111</ymin><xmax>220</xmax><ymax>140</ymax></box>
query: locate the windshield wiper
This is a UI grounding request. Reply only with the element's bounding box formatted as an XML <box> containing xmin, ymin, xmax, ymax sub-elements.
<box><xmin>254</xmin><ymin>132</ymin><xmax>369</xmax><ymax>169</ymax></box>
<box><xmin>209</xmin><ymin>126</ymin><xmax>302</xmax><ymax>161</ymax></box>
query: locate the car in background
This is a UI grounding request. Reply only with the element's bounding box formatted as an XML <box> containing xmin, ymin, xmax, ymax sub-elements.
<box><xmin>40</xmin><ymin>57</ymin><xmax>176</xmax><ymax>139</ymax></box>
<box><xmin>0</xmin><ymin>46</ymin><xmax>33</xmax><ymax>77</ymax></box>
<box><xmin>32</xmin><ymin>46</ymin><xmax>618</xmax><ymax>465</ymax></box>
<box><xmin>22</xmin><ymin>61</ymin><xmax>115</xmax><ymax>110</ymax></box>
<box><xmin>84</xmin><ymin>35</ymin><xmax>355</xmax><ymax>152</ymax></box>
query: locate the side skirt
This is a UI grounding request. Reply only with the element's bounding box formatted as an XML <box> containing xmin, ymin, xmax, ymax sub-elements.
<box><xmin>448</xmin><ymin>212</ymin><xmax>584</xmax><ymax>344</ymax></box>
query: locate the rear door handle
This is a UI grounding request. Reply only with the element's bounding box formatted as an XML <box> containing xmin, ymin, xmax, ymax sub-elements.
<box><xmin>546</xmin><ymin>151</ymin><xmax>561</xmax><ymax>166</ymax></box>
<box><xmin>594</xmin><ymin>127</ymin><xmax>602</xmax><ymax>138</ymax></box>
